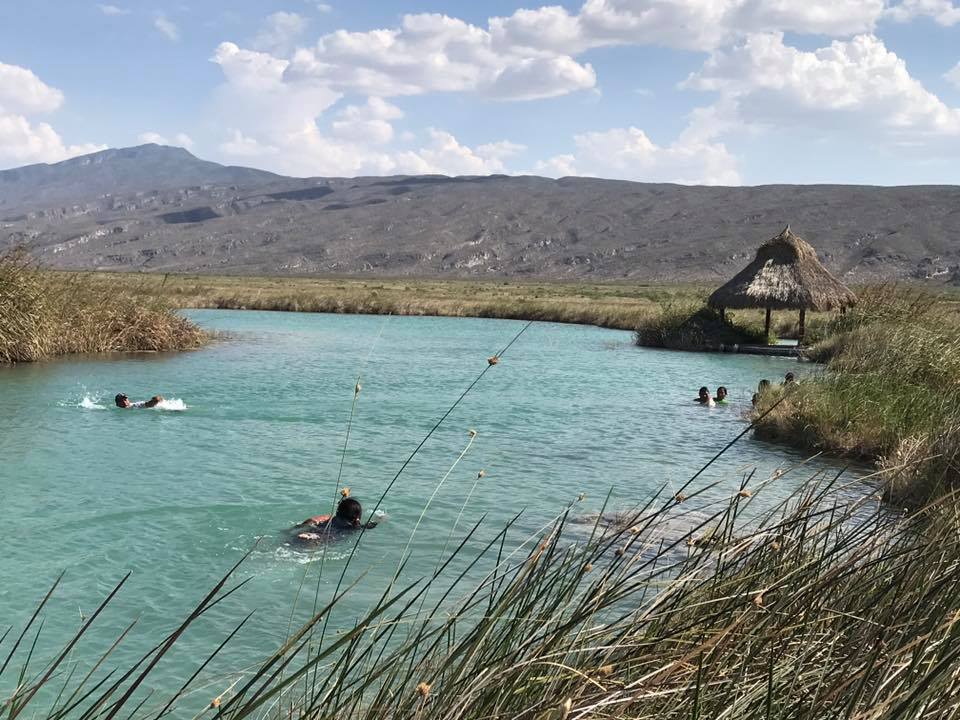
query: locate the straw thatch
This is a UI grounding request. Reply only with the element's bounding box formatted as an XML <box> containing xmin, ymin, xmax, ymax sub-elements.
<box><xmin>708</xmin><ymin>227</ymin><xmax>857</xmax><ymax>311</ymax></box>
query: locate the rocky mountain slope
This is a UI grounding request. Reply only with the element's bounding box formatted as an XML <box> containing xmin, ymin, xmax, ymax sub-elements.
<box><xmin>2</xmin><ymin>144</ymin><xmax>958</xmax><ymax>282</ymax></box>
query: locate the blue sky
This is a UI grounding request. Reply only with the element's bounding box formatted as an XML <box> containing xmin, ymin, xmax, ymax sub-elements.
<box><xmin>1</xmin><ymin>0</ymin><xmax>959</xmax><ymax>184</ymax></box>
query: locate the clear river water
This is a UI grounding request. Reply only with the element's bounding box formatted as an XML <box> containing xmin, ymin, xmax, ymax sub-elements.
<box><xmin>0</xmin><ymin>310</ymin><xmax>869</xmax><ymax>709</ymax></box>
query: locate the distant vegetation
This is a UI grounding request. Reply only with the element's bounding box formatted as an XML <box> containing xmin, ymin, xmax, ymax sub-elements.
<box><xmin>634</xmin><ymin>301</ymin><xmax>772</xmax><ymax>349</ymax></box>
<box><xmin>0</xmin><ymin>252</ymin><xmax>208</xmax><ymax>363</ymax></box>
<box><xmin>754</xmin><ymin>286</ymin><xmax>960</xmax><ymax>505</ymax></box>
<box><xmin>54</xmin><ymin>271</ymin><xmax>717</xmax><ymax>331</ymax></box>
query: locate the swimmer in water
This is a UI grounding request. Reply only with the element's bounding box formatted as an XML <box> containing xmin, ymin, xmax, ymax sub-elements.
<box><xmin>695</xmin><ymin>387</ymin><xmax>715</xmax><ymax>407</ymax></box>
<box><xmin>115</xmin><ymin>393</ymin><xmax>164</xmax><ymax>409</ymax></box>
<box><xmin>292</xmin><ymin>498</ymin><xmax>377</xmax><ymax>544</ymax></box>
<box><xmin>714</xmin><ymin>386</ymin><xmax>729</xmax><ymax>404</ymax></box>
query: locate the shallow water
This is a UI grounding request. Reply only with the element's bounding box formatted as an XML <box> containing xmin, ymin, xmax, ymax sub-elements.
<box><xmin>0</xmin><ymin>310</ymin><xmax>867</xmax><ymax>707</ymax></box>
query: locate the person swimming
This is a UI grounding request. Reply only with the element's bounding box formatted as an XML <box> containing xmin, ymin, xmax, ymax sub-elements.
<box><xmin>783</xmin><ymin>372</ymin><xmax>797</xmax><ymax>386</ymax></box>
<box><xmin>695</xmin><ymin>386</ymin><xmax>715</xmax><ymax>407</ymax></box>
<box><xmin>115</xmin><ymin>393</ymin><xmax>164</xmax><ymax>409</ymax></box>
<box><xmin>291</xmin><ymin>497</ymin><xmax>378</xmax><ymax>544</ymax></box>
<box><xmin>752</xmin><ymin>379</ymin><xmax>772</xmax><ymax>406</ymax></box>
<box><xmin>714</xmin><ymin>386</ymin><xmax>729</xmax><ymax>404</ymax></box>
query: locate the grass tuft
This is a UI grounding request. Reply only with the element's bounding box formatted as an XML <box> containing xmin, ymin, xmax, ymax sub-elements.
<box><xmin>0</xmin><ymin>250</ymin><xmax>209</xmax><ymax>363</ymax></box>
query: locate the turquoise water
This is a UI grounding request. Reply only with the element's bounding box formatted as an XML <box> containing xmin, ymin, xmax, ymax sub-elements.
<box><xmin>0</xmin><ymin>310</ymin><xmax>866</xmax><ymax>707</ymax></box>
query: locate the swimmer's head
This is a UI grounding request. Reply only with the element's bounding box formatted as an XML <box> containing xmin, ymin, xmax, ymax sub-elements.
<box><xmin>785</xmin><ymin>372</ymin><xmax>796</xmax><ymax>383</ymax></box>
<box><xmin>115</xmin><ymin>393</ymin><xmax>130</xmax><ymax>408</ymax></box>
<box><xmin>336</xmin><ymin>497</ymin><xmax>363</xmax><ymax>527</ymax></box>
<box><xmin>698</xmin><ymin>386</ymin><xmax>710</xmax><ymax>401</ymax></box>
<box><xmin>716</xmin><ymin>386</ymin><xmax>728</xmax><ymax>400</ymax></box>
<box><xmin>758</xmin><ymin>379</ymin><xmax>771</xmax><ymax>392</ymax></box>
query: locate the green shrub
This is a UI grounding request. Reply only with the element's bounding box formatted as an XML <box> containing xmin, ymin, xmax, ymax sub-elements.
<box><xmin>635</xmin><ymin>302</ymin><xmax>770</xmax><ymax>350</ymax></box>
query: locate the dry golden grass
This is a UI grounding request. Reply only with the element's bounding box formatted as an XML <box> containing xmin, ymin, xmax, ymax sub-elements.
<box><xmin>46</xmin><ymin>271</ymin><xmax>719</xmax><ymax>331</ymax></box>
<box><xmin>0</xmin><ymin>253</ymin><xmax>209</xmax><ymax>363</ymax></box>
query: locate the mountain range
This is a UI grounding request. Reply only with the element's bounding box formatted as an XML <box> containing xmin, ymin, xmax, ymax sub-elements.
<box><xmin>2</xmin><ymin>144</ymin><xmax>958</xmax><ymax>283</ymax></box>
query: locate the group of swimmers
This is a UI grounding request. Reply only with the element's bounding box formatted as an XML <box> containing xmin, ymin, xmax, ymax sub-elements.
<box><xmin>695</xmin><ymin>386</ymin><xmax>728</xmax><ymax>407</ymax></box>
<box><xmin>694</xmin><ymin>372</ymin><xmax>797</xmax><ymax>408</ymax></box>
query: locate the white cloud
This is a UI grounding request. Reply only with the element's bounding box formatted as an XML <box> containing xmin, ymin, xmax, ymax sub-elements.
<box><xmin>886</xmin><ymin>0</ymin><xmax>960</xmax><ymax>26</ymax></box>
<box><xmin>312</xmin><ymin>3</ymin><xmax>333</xmax><ymax>13</ymax></box>
<box><xmin>0</xmin><ymin>61</ymin><xmax>104</xmax><ymax>168</ymax></box>
<box><xmin>97</xmin><ymin>4</ymin><xmax>130</xmax><ymax>16</ymax></box>
<box><xmin>535</xmin><ymin>126</ymin><xmax>740</xmax><ymax>184</ymax></box>
<box><xmin>220</xmin><ymin>129</ymin><xmax>279</xmax><ymax>158</ymax></box>
<box><xmin>154</xmin><ymin>15</ymin><xmax>180</xmax><ymax>41</ymax></box>
<box><xmin>685</xmin><ymin>33</ymin><xmax>960</xmax><ymax>139</ymax></box>
<box><xmin>491</xmin><ymin>0</ymin><xmax>885</xmax><ymax>55</ymax></box>
<box><xmin>285</xmin><ymin>13</ymin><xmax>596</xmax><ymax>100</ymax></box>
<box><xmin>947</xmin><ymin>62</ymin><xmax>960</xmax><ymax>89</ymax></box>
<box><xmin>331</xmin><ymin>97</ymin><xmax>402</xmax><ymax>144</ymax></box>
<box><xmin>137</xmin><ymin>131</ymin><xmax>194</xmax><ymax>148</ymax></box>
<box><xmin>393</xmin><ymin>130</ymin><xmax>522</xmax><ymax>175</ymax></box>
<box><xmin>0</xmin><ymin>62</ymin><xmax>64</xmax><ymax>114</ymax></box>
<box><xmin>254</xmin><ymin>12</ymin><xmax>309</xmax><ymax>55</ymax></box>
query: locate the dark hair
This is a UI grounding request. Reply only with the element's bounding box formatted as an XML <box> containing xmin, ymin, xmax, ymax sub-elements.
<box><xmin>785</xmin><ymin>372</ymin><xmax>796</xmax><ymax>382</ymax></box>
<box><xmin>114</xmin><ymin>393</ymin><xmax>128</xmax><ymax>407</ymax></box>
<box><xmin>758</xmin><ymin>379</ymin><xmax>771</xmax><ymax>391</ymax></box>
<box><xmin>336</xmin><ymin>497</ymin><xmax>362</xmax><ymax>522</ymax></box>
<box><xmin>699</xmin><ymin>386</ymin><xmax>709</xmax><ymax>394</ymax></box>
<box><xmin>717</xmin><ymin>386</ymin><xmax>728</xmax><ymax>394</ymax></box>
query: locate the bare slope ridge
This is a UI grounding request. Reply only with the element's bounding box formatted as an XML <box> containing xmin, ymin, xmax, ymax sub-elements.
<box><xmin>2</xmin><ymin>144</ymin><xmax>958</xmax><ymax>282</ymax></box>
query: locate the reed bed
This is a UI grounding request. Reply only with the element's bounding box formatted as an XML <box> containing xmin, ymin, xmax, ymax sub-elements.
<box><xmin>0</xmin><ymin>252</ymin><xmax>208</xmax><ymax>363</ymax></box>
<box><xmin>755</xmin><ymin>285</ymin><xmax>960</xmax><ymax>505</ymax></box>
<box><xmin>635</xmin><ymin>301</ymin><xmax>770</xmax><ymax>350</ymax></box>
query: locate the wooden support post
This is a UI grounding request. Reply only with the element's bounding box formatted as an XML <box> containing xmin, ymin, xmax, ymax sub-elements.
<box><xmin>720</xmin><ymin>306</ymin><xmax>726</xmax><ymax>321</ymax></box>
<box><xmin>798</xmin><ymin>308</ymin><xmax>806</xmax><ymax>346</ymax></box>
<box><xmin>764</xmin><ymin>307</ymin><xmax>771</xmax><ymax>343</ymax></box>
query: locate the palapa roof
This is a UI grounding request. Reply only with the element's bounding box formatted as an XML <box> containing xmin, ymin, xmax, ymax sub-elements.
<box><xmin>708</xmin><ymin>227</ymin><xmax>857</xmax><ymax>312</ymax></box>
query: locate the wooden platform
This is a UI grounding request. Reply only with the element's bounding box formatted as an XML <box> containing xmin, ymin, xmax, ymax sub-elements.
<box><xmin>713</xmin><ymin>343</ymin><xmax>802</xmax><ymax>358</ymax></box>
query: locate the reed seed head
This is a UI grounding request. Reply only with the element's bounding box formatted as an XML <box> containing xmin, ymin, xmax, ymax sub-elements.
<box><xmin>416</xmin><ymin>682</ymin><xmax>431</xmax><ymax>698</ymax></box>
<box><xmin>753</xmin><ymin>593</ymin><xmax>764</xmax><ymax>607</ymax></box>
<box><xmin>738</xmin><ymin>489</ymin><xmax>752</xmax><ymax>498</ymax></box>
<box><xmin>674</xmin><ymin>492</ymin><xmax>686</xmax><ymax>503</ymax></box>
<box><xmin>559</xmin><ymin>698</ymin><xmax>572</xmax><ymax>720</ymax></box>
<box><xmin>210</xmin><ymin>696</ymin><xmax>221</xmax><ymax>709</ymax></box>
<box><xmin>487</xmin><ymin>355</ymin><xmax>499</xmax><ymax>366</ymax></box>
<box><xmin>615</xmin><ymin>546</ymin><xmax>625</xmax><ymax>557</ymax></box>
<box><xmin>468</xmin><ymin>428</ymin><xmax>477</xmax><ymax>437</ymax></box>
<box><xmin>341</xmin><ymin>487</ymin><xmax>350</xmax><ymax>498</ymax></box>
<box><xmin>583</xmin><ymin>563</ymin><xmax>593</xmax><ymax>573</ymax></box>
<box><xmin>477</xmin><ymin>469</ymin><xmax>486</xmax><ymax>479</ymax></box>
<box><xmin>598</xmin><ymin>664</ymin><xmax>615</xmax><ymax>677</ymax></box>
<box><xmin>577</xmin><ymin>493</ymin><xmax>586</xmax><ymax>502</ymax></box>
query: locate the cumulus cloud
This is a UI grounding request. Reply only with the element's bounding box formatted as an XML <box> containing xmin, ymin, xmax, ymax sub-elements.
<box><xmin>685</xmin><ymin>33</ymin><xmax>960</xmax><ymax>139</ymax></box>
<box><xmin>137</xmin><ymin>131</ymin><xmax>194</xmax><ymax>148</ymax></box>
<box><xmin>392</xmin><ymin>130</ymin><xmax>524</xmax><ymax>175</ymax></box>
<box><xmin>97</xmin><ymin>4</ymin><xmax>130</xmax><ymax>16</ymax></box>
<box><xmin>491</xmin><ymin>0</ymin><xmax>885</xmax><ymax>54</ymax></box>
<box><xmin>331</xmin><ymin>97</ymin><xmax>403</xmax><ymax>145</ymax></box>
<box><xmin>0</xmin><ymin>61</ymin><xmax>104</xmax><ymax>168</ymax></box>
<box><xmin>285</xmin><ymin>13</ymin><xmax>596</xmax><ymax>100</ymax></box>
<box><xmin>0</xmin><ymin>63</ymin><xmax>64</xmax><ymax>114</ymax></box>
<box><xmin>254</xmin><ymin>11</ymin><xmax>309</xmax><ymax>55</ymax></box>
<box><xmin>886</xmin><ymin>0</ymin><xmax>960</xmax><ymax>26</ymax></box>
<box><xmin>154</xmin><ymin>15</ymin><xmax>180</xmax><ymax>41</ymax></box>
<box><xmin>535</xmin><ymin>126</ymin><xmax>740</xmax><ymax>184</ymax></box>
<box><xmin>947</xmin><ymin>62</ymin><xmax>960</xmax><ymax>89</ymax></box>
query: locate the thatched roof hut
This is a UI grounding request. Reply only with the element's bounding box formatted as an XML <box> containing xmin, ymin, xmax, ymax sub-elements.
<box><xmin>708</xmin><ymin>227</ymin><xmax>857</xmax><ymax>342</ymax></box>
